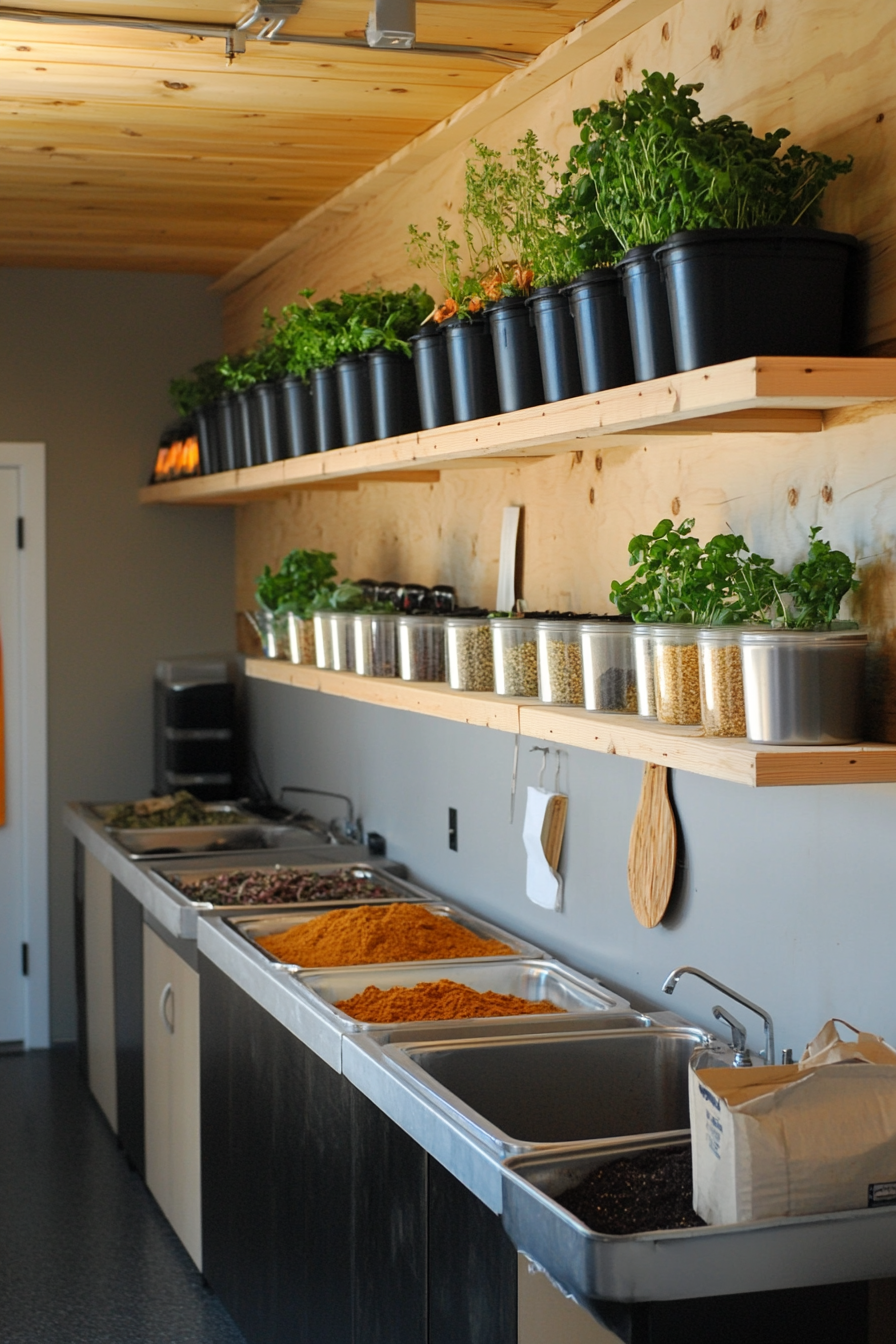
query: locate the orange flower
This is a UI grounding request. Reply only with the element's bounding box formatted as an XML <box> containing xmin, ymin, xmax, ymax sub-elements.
<box><xmin>513</xmin><ymin>264</ymin><xmax>534</xmax><ymax>294</ymax></box>
<box><xmin>430</xmin><ymin>297</ymin><xmax>458</xmax><ymax>324</ymax></box>
<box><xmin>467</xmin><ymin>295</ymin><xmax>484</xmax><ymax>314</ymax></box>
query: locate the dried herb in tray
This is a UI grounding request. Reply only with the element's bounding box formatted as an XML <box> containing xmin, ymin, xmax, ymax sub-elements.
<box><xmin>557</xmin><ymin>1147</ymin><xmax>705</xmax><ymax>1236</ymax></box>
<box><xmin>171</xmin><ymin>868</ymin><xmax>396</xmax><ymax>906</ymax></box>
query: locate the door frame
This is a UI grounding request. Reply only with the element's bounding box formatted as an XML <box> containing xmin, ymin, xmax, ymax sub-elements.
<box><xmin>0</xmin><ymin>444</ymin><xmax>48</xmax><ymax>1049</ymax></box>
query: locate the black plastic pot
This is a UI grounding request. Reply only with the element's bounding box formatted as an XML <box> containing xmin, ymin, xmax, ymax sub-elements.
<box><xmin>233</xmin><ymin>391</ymin><xmax>254</xmax><ymax>469</ymax></box>
<box><xmin>526</xmin><ymin>285</ymin><xmax>582</xmax><ymax>403</ymax></box>
<box><xmin>564</xmin><ymin>270</ymin><xmax>635</xmax><ymax>393</ymax></box>
<box><xmin>309</xmin><ymin>367</ymin><xmax>343</xmax><ymax>452</ymax></box>
<box><xmin>442</xmin><ymin>316</ymin><xmax>500</xmax><ymax>423</ymax></box>
<box><xmin>368</xmin><ymin>348</ymin><xmax>421</xmax><ymax>439</ymax></box>
<box><xmin>252</xmin><ymin>383</ymin><xmax>281</xmax><ymax>465</ymax></box>
<box><xmin>486</xmin><ymin>297</ymin><xmax>545</xmax><ymax>412</ymax></box>
<box><xmin>279</xmin><ymin>376</ymin><xmax>317</xmax><ymax>456</ymax></box>
<box><xmin>195</xmin><ymin>403</ymin><xmax>219</xmax><ymax>474</ymax></box>
<box><xmin>616</xmin><ymin>246</ymin><xmax>677</xmax><ymax>382</ymax></box>
<box><xmin>215</xmin><ymin>395</ymin><xmax>238</xmax><ymax>473</ymax></box>
<box><xmin>335</xmin><ymin>355</ymin><xmax>375</xmax><ymax>446</ymax></box>
<box><xmin>410</xmin><ymin>327</ymin><xmax>454</xmax><ymax>430</ymax></box>
<box><xmin>654</xmin><ymin>226</ymin><xmax>859</xmax><ymax>371</ymax></box>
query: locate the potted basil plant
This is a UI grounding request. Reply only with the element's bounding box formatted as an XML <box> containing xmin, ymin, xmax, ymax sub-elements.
<box><xmin>253</xmin><ymin>548</ymin><xmax>338</xmax><ymax>663</ymax></box>
<box><xmin>341</xmin><ymin>286</ymin><xmax>432</xmax><ymax>440</ymax></box>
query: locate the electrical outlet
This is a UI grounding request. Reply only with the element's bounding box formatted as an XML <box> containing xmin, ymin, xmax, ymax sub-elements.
<box><xmin>448</xmin><ymin>807</ymin><xmax>458</xmax><ymax>851</ymax></box>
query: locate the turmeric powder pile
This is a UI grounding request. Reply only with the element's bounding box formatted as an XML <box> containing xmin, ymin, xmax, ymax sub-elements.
<box><xmin>256</xmin><ymin>901</ymin><xmax>514</xmax><ymax>967</ymax></box>
<box><xmin>335</xmin><ymin>978</ymin><xmax>567</xmax><ymax>1023</ymax></box>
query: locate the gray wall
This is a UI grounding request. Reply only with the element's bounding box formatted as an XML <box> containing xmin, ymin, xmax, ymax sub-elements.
<box><xmin>0</xmin><ymin>268</ymin><xmax>234</xmax><ymax>1042</ymax></box>
<box><xmin>250</xmin><ymin>678</ymin><xmax>896</xmax><ymax>1059</ymax></box>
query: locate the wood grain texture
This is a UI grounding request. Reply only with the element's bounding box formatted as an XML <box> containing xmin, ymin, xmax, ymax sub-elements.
<box><xmin>627</xmin><ymin>763</ymin><xmax>677</xmax><ymax>928</ymax></box>
<box><xmin>245</xmin><ymin>659</ymin><xmax>896</xmax><ymax>785</ymax></box>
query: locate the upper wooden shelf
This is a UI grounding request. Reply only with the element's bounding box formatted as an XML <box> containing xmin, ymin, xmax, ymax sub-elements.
<box><xmin>140</xmin><ymin>356</ymin><xmax>896</xmax><ymax>505</ymax></box>
<box><xmin>247</xmin><ymin>658</ymin><xmax>896</xmax><ymax>787</ymax></box>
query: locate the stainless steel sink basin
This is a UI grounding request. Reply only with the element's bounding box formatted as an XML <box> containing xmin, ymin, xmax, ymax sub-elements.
<box><xmin>381</xmin><ymin>1025</ymin><xmax>712</xmax><ymax>1155</ymax></box>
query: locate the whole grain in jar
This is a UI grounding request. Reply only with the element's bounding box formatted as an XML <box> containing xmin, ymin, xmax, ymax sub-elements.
<box><xmin>697</xmin><ymin>627</ymin><xmax>746</xmax><ymax>737</ymax></box>
<box><xmin>536</xmin><ymin>620</ymin><xmax>584</xmax><ymax>706</ymax></box>
<box><xmin>651</xmin><ymin>625</ymin><xmax>701</xmax><ymax>725</ymax></box>
<box><xmin>580</xmin><ymin>621</ymin><xmax>637</xmax><ymax>713</ymax></box>
<box><xmin>287</xmin><ymin>612</ymin><xmax>316</xmax><ymax>665</ymax></box>
<box><xmin>445</xmin><ymin>617</ymin><xmax>494</xmax><ymax>691</ymax></box>
<box><xmin>397</xmin><ymin>614</ymin><xmax>446</xmax><ymax>682</ymax></box>
<box><xmin>491</xmin><ymin>618</ymin><xmax>539</xmax><ymax>697</ymax></box>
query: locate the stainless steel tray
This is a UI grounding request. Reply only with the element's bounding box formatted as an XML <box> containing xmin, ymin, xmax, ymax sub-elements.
<box><xmin>502</xmin><ymin>1135</ymin><xmax>896</xmax><ymax>1306</ymax></box>
<box><xmin>152</xmin><ymin>861</ymin><xmax>410</xmax><ymax>910</ymax></box>
<box><xmin>93</xmin><ymin>799</ymin><xmax>260</xmax><ymax>825</ymax></box>
<box><xmin>296</xmin><ymin>958</ymin><xmax>621</xmax><ymax>1034</ymax></box>
<box><xmin>108</xmin><ymin>822</ymin><xmax>321</xmax><ymax>859</ymax></box>
<box><xmin>225</xmin><ymin>891</ymin><xmax>544</xmax><ymax>969</ymax></box>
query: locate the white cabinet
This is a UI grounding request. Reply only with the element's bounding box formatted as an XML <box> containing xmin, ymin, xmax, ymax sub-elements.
<box><xmin>143</xmin><ymin>923</ymin><xmax>202</xmax><ymax>1269</ymax></box>
<box><xmin>84</xmin><ymin>849</ymin><xmax>117</xmax><ymax>1131</ymax></box>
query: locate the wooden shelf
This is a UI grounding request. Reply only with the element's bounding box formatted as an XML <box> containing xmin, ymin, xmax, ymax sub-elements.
<box><xmin>140</xmin><ymin>356</ymin><xmax>896</xmax><ymax>506</ymax></box>
<box><xmin>246</xmin><ymin>658</ymin><xmax>896</xmax><ymax>787</ymax></box>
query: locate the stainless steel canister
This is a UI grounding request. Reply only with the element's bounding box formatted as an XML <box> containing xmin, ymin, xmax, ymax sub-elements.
<box><xmin>740</xmin><ymin>628</ymin><xmax>867</xmax><ymax>744</ymax></box>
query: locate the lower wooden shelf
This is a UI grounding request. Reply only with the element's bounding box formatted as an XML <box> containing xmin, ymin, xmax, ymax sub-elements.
<box><xmin>246</xmin><ymin>658</ymin><xmax>896</xmax><ymax>787</ymax></box>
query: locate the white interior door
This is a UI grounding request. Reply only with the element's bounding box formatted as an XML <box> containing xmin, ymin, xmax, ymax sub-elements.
<box><xmin>0</xmin><ymin>466</ymin><xmax>26</xmax><ymax>1045</ymax></box>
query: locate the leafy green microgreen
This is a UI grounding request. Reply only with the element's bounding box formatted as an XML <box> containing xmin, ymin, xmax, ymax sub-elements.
<box><xmin>777</xmin><ymin>527</ymin><xmax>859</xmax><ymax>628</ymax></box>
<box><xmin>255</xmin><ymin>549</ymin><xmax>338</xmax><ymax>617</ymax></box>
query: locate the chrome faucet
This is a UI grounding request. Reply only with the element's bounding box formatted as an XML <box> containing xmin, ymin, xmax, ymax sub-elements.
<box><xmin>662</xmin><ymin>965</ymin><xmax>775</xmax><ymax>1067</ymax></box>
<box><xmin>281</xmin><ymin>786</ymin><xmax>362</xmax><ymax>844</ymax></box>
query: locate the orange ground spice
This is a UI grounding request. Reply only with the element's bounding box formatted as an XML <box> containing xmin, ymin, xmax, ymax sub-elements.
<box><xmin>256</xmin><ymin>901</ymin><xmax>514</xmax><ymax>968</ymax></box>
<box><xmin>335</xmin><ymin>978</ymin><xmax>567</xmax><ymax>1023</ymax></box>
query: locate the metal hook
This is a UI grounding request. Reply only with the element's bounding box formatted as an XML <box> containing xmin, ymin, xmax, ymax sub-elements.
<box><xmin>530</xmin><ymin>746</ymin><xmax>548</xmax><ymax>789</ymax></box>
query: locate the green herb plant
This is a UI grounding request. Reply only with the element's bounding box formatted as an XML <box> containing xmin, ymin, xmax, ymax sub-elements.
<box><xmin>332</xmin><ymin>286</ymin><xmax>433</xmax><ymax>358</ymax></box>
<box><xmin>777</xmin><ymin>527</ymin><xmax>859</xmax><ymax>628</ymax></box>
<box><xmin>255</xmin><ymin>548</ymin><xmax>338</xmax><ymax>616</ymax></box>
<box><xmin>407</xmin><ymin>216</ymin><xmax>485</xmax><ymax>321</ymax></box>
<box><xmin>169</xmin><ymin>359</ymin><xmax>229</xmax><ymax>416</ymax></box>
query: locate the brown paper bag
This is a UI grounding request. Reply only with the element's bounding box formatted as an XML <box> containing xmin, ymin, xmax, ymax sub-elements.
<box><xmin>690</xmin><ymin>1020</ymin><xmax>896</xmax><ymax>1225</ymax></box>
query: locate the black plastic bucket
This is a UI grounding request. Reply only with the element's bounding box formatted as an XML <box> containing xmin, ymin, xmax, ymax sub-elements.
<box><xmin>410</xmin><ymin>327</ymin><xmax>454</xmax><ymax>429</ymax></box>
<box><xmin>335</xmin><ymin>355</ymin><xmax>375</xmax><ymax>446</ymax></box>
<box><xmin>442</xmin><ymin>316</ymin><xmax>500</xmax><ymax>422</ymax></box>
<box><xmin>195</xmin><ymin>403</ymin><xmax>219</xmax><ymax>474</ymax></box>
<box><xmin>310</xmin><ymin>366</ymin><xmax>343</xmax><ymax>452</ymax></box>
<box><xmin>654</xmin><ymin>226</ymin><xmax>859</xmax><ymax>371</ymax></box>
<box><xmin>233</xmin><ymin>391</ymin><xmax>254</xmax><ymax>469</ymax></box>
<box><xmin>526</xmin><ymin>285</ymin><xmax>583</xmax><ymax>402</ymax></box>
<box><xmin>486</xmin><ymin>297</ymin><xmax>545</xmax><ymax>411</ymax></box>
<box><xmin>252</xmin><ymin>383</ymin><xmax>281</xmax><ymax>465</ymax></box>
<box><xmin>279</xmin><ymin>376</ymin><xmax>317</xmax><ymax>456</ymax></box>
<box><xmin>215</xmin><ymin>395</ymin><xmax>238</xmax><ymax>473</ymax></box>
<box><xmin>368</xmin><ymin>348</ymin><xmax>420</xmax><ymax>440</ymax></box>
<box><xmin>616</xmin><ymin>246</ymin><xmax>677</xmax><ymax>382</ymax></box>
<box><xmin>564</xmin><ymin>270</ymin><xmax>635</xmax><ymax>393</ymax></box>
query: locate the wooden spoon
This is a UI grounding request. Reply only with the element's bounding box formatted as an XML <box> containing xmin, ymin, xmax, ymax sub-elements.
<box><xmin>627</xmin><ymin>763</ymin><xmax>677</xmax><ymax>928</ymax></box>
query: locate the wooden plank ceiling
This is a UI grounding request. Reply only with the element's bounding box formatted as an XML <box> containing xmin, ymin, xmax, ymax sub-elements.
<box><xmin>0</xmin><ymin>0</ymin><xmax>610</xmax><ymax>273</ymax></box>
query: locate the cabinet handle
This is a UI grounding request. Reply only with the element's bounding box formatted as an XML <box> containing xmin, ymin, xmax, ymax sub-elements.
<box><xmin>160</xmin><ymin>982</ymin><xmax>175</xmax><ymax>1035</ymax></box>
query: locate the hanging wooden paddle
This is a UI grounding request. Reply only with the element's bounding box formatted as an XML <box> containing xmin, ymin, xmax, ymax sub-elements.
<box><xmin>627</xmin><ymin>763</ymin><xmax>677</xmax><ymax>928</ymax></box>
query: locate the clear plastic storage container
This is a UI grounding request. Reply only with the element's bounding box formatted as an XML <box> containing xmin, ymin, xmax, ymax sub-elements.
<box><xmin>329</xmin><ymin>611</ymin><xmax>356</xmax><ymax>672</ymax></box>
<box><xmin>580</xmin><ymin>622</ymin><xmax>637</xmax><ymax>713</ymax></box>
<box><xmin>651</xmin><ymin>624</ymin><xmax>701</xmax><ymax>725</ymax></box>
<box><xmin>632</xmin><ymin>625</ymin><xmax>657</xmax><ymax>719</ymax></box>
<box><xmin>313</xmin><ymin>611</ymin><xmax>335</xmax><ymax>670</ymax></box>
<box><xmin>398</xmin><ymin>615</ymin><xmax>445</xmax><ymax>682</ymax></box>
<box><xmin>247</xmin><ymin>608</ymin><xmax>287</xmax><ymax>659</ymax></box>
<box><xmin>353</xmin><ymin>612</ymin><xmax>398</xmax><ymax>678</ymax></box>
<box><xmin>445</xmin><ymin>617</ymin><xmax>494</xmax><ymax>691</ymax></box>
<box><xmin>491</xmin><ymin>618</ymin><xmax>539</xmax><ymax>698</ymax></box>
<box><xmin>536</xmin><ymin>620</ymin><xmax>584</xmax><ymax>705</ymax></box>
<box><xmin>287</xmin><ymin>612</ymin><xmax>316</xmax><ymax>666</ymax></box>
<box><xmin>697</xmin><ymin>627</ymin><xmax>746</xmax><ymax>737</ymax></box>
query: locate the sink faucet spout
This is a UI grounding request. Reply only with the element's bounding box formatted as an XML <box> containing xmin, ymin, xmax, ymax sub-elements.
<box><xmin>663</xmin><ymin>964</ymin><xmax>775</xmax><ymax>1066</ymax></box>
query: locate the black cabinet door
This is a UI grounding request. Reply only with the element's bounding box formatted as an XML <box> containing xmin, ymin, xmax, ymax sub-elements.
<box><xmin>428</xmin><ymin>1155</ymin><xmax>517</xmax><ymax>1344</ymax></box>
<box><xmin>200</xmin><ymin>954</ymin><xmax>354</xmax><ymax>1344</ymax></box>
<box><xmin>111</xmin><ymin>879</ymin><xmax>144</xmax><ymax>1178</ymax></box>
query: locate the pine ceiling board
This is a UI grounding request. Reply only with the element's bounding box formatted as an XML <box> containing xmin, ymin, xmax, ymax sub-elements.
<box><xmin>0</xmin><ymin>141</ymin><xmax>392</xmax><ymax>177</ymax></box>
<box><xmin>1</xmin><ymin>0</ymin><xmax>250</xmax><ymax>19</ymax></box>
<box><xmin>0</xmin><ymin>244</ymin><xmax>241</xmax><ymax>271</ymax></box>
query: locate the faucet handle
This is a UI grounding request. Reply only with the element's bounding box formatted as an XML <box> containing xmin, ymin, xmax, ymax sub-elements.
<box><xmin>713</xmin><ymin>1005</ymin><xmax>752</xmax><ymax>1066</ymax></box>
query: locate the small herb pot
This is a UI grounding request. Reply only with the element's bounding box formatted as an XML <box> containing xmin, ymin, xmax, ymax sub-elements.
<box><xmin>654</xmin><ymin>227</ymin><xmax>859</xmax><ymax>371</ymax></box>
<box><xmin>195</xmin><ymin>403</ymin><xmax>220</xmax><ymax>474</ymax></box>
<box><xmin>740</xmin><ymin>627</ymin><xmax>867</xmax><ymax>744</ymax></box>
<box><xmin>564</xmin><ymin>270</ymin><xmax>635</xmax><ymax>394</ymax></box>
<box><xmin>580</xmin><ymin>621</ymin><xmax>637</xmax><ymax>713</ymax></box>
<box><xmin>252</xmin><ymin>382</ymin><xmax>281</xmax><ymax>465</ymax></box>
<box><xmin>335</xmin><ymin>355</ymin><xmax>374</xmax><ymax>446</ymax></box>
<box><xmin>410</xmin><ymin>327</ymin><xmax>454</xmax><ymax>430</ymax></box>
<box><xmin>233</xmin><ymin>390</ymin><xmax>255</xmax><ymax>469</ymax></box>
<box><xmin>247</xmin><ymin>608</ymin><xmax>287</xmax><ymax>659</ymax></box>
<box><xmin>526</xmin><ymin>285</ymin><xmax>583</xmax><ymax>403</ymax></box>
<box><xmin>486</xmin><ymin>297</ymin><xmax>545</xmax><ymax>412</ymax></box>
<box><xmin>279</xmin><ymin>377</ymin><xmax>317</xmax><ymax>457</ymax></box>
<box><xmin>615</xmin><ymin>246</ymin><xmax>677</xmax><ymax>382</ymax></box>
<box><xmin>697</xmin><ymin>627</ymin><xmax>746</xmax><ymax>737</ymax></box>
<box><xmin>215</xmin><ymin>395</ymin><xmax>239</xmax><ymax>473</ymax></box>
<box><xmin>368</xmin><ymin>348</ymin><xmax>420</xmax><ymax>440</ymax></box>
<box><xmin>442</xmin><ymin>316</ymin><xmax>500</xmax><ymax>423</ymax></box>
<box><xmin>310</xmin><ymin>367</ymin><xmax>343</xmax><ymax>452</ymax></box>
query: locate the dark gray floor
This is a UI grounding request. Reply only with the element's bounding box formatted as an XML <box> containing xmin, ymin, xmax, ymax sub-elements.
<box><xmin>0</xmin><ymin>1047</ymin><xmax>246</xmax><ymax>1344</ymax></box>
